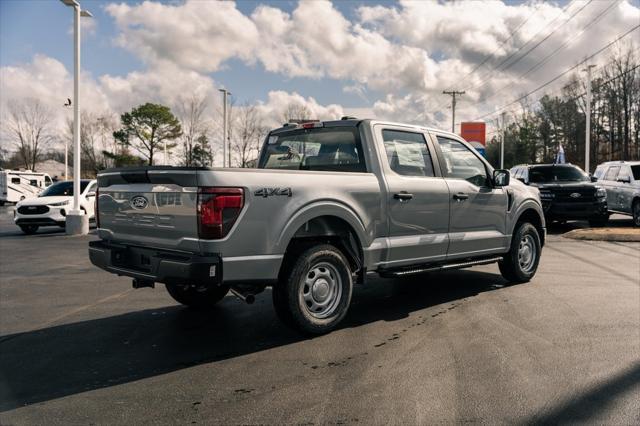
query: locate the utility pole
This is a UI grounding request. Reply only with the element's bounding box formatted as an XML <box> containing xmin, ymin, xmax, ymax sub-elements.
<box><xmin>583</xmin><ymin>64</ymin><xmax>596</xmax><ymax>173</ymax></box>
<box><xmin>500</xmin><ymin>112</ymin><xmax>507</xmax><ymax>169</ymax></box>
<box><xmin>219</xmin><ymin>89</ymin><xmax>231</xmax><ymax>167</ymax></box>
<box><xmin>443</xmin><ymin>90</ymin><xmax>465</xmax><ymax>133</ymax></box>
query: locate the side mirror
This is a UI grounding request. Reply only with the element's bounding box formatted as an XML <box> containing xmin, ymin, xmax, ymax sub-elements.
<box><xmin>590</xmin><ymin>175</ymin><xmax>598</xmax><ymax>182</ymax></box>
<box><xmin>493</xmin><ymin>169</ymin><xmax>510</xmax><ymax>187</ymax></box>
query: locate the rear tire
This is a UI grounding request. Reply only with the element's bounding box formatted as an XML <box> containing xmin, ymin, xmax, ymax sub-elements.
<box><xmin>499</xmin><ymin>222</ymin><xmax>541</xmax><ymax>283</ymax></box>
<box><xmin>633</xmin><ymin>200</ymin><xmax>640</xmax><ymax>227</ymax></box>
<box><xmin>19</xmin><ymin>225</ymin><xmax>39</xmax><ymax>235</ymax></box>
<box><xmin>272</xmin><ymin>244</ymin><xmax>353</xmax><ymax>335</ymax></box>
<box><xmin>165</xmin><ymin>283</ymin><xmax>230</xmax><ymax>308</ymax></box>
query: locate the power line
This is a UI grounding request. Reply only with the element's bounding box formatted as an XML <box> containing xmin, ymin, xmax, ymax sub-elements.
<box><xmin>464</xmin><ymin>24</ymin><xmax>640</xmax><ymax>123</ymax></box>
<box><xmin>444</xmin><ymin>6</ymin><xmax>540</xmax><ymax>92</ymax></box>
<box><xmin>472</xmin><ymin>0</ymin><xmax>619</xmax><ymax>109</ymax></box>
<box><xmin>464</xmin><ymin>0</ymin><xmax>588</xmax><ymax>94</ymax></box>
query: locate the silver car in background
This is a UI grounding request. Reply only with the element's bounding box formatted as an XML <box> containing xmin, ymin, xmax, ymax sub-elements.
<box><xmin>594</xmin><ymin>161</ymin><xmax>640</xmax><ymax>226</ymax></box>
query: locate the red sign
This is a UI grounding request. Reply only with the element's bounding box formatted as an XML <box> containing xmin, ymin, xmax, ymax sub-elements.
<box><xmin>460</xmin><ymin>122</ymin><xmax>486</xmax><ymax>146</ymax></box>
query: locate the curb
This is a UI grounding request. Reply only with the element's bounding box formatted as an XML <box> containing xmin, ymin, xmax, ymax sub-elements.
<box><xmin>562</xmin><ymin>228</ymin><xmax>640</xmax><ymax>242</ymax></box>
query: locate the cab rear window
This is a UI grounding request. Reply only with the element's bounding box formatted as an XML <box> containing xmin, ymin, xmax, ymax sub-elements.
<box><xmin>258</xmin><ymin>127</ymin><xmax>367</xmax><ymax>173</ymax></box>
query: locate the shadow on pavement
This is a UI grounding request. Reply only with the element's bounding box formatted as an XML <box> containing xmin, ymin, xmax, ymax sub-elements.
<box><xmin>525</xmin><ymin>362</ymin><xmax>640</xmax><ymax>425</ymax></box>
<box><xmin>0</xmin><ymin>269</ymin><xmax>507</xmax><ymax>411</ymax></box>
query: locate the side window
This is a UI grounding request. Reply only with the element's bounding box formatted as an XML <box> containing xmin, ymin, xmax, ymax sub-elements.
<box><xmin>382</xmin><ymin>130</ymin><xmax>435</xmax><ymax>177</ymax></box>
<box><xmin>45</xmin><ymin>176</ymin><xmax>52</xmax><ymax>187</ymax></box>
<box><xmin>617</xmin><ymin>166</ymin><xmax>631</xmax><ymax>182</ymax></box>
<box><xmin>604</xmin><ymin>166</ymin><xmax>620</xmax><ymax>181</ymax></box>
<box><xmin>11</xmin><ymin>177</ymin><xmax>20</xmax><ymax>184</ymax></box>
<box><xmin>30</xmin><ymin>179</ymin><xmax>38</xmax><ymax>187</ymax></box>
<box><xmin>436</xmin><ymin>136</ymin><xmax>488</xmax><ymax>187</ymax></box>
<box><xmin>594</xmin><ymin>166</ymin><xmax>607</xmax><ymax>180</ymax></box>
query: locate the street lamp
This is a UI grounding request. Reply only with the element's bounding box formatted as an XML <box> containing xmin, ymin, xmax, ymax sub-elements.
<box><xmin>219</xmin><ymin>89</ymin><xmax>231</xmax><ymax>167</ymax></box>
<box><xmin>60</xmin><ymin>0</ymin><xmax>92</xmax><ymax>235</ymax></box>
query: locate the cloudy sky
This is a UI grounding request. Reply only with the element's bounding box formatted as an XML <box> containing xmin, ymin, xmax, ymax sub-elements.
<box><xmin>1</xmin><ymin>0</ymin><xmax>639</xmax><ymax>153</ymax></box>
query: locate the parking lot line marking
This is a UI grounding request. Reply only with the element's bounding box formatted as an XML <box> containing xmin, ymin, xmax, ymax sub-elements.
<box><xmin>35</xmin><ymin>289</ymin><xmax>134</xmax><ymax>330</ymax></box>
<box><xmin>545</xmin><ymin>245</ymin><xmax>639</xmax><ymax>285</ymax></box>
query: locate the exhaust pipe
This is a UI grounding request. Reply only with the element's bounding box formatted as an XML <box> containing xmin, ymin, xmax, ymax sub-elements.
<box><xmin>230</xmin><ymin>287</ymin><xmax>255</xmax><ymax>304</ymax></box>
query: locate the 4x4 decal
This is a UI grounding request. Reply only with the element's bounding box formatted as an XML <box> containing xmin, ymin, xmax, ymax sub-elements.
<box><xmin>254</xmin><ymin>187</ymin><xmax>292</xmax><ymax>198</ymax></box>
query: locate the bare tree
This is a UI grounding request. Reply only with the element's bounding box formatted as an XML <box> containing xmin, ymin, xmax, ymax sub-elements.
<box><xmin>280</xmin><ymin>103</ymin><xmax>312</xmax><ymax>124</ymax></box>
<box><xmin>231</xmin><ymin>103</ymin><xmax>268</xmax><ymax>168</ymax></box>
<box><xmin>65</xmin><ymin>111</ymin><xmax>118</xmax><ymax>175</ymax></box>
<box><xmin>177</xmin><ymin>95</ymin><xmax>210</xmax><ymax>166</ymax></box>
<box><xmin>4</xmin><ymin>99</ymin><xmax>54</xmax><ymax>171</ymax></box>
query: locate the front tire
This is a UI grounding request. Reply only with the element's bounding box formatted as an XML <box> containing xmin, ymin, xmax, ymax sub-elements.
<box><xmin>165</xmin><ymin>283</ymin><xmax>230</xmax><ymax>308</ymax></box>
<box><xmin>19</xmin><ymin>225</ymin><xmax>39</xmax><ymax>235</ymax></box>
<box><xmin>273</xmin><ymin>244</ymin><xmax>353</xmax><ymax>335</ymax></box>
<box><xmin>499</xmin><ymin>222</ymin><xmax>541</xmax><ymax>283</ymax></box>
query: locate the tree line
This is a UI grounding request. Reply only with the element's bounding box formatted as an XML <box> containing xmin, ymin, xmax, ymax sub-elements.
<box><xmin>485</xmin><ymin>44</ymin><xmax>640</xmax><ymax>172</ymax></box>
<box><xmin>0</xmin><ymin>94</ymin><xmax>308</xmax><ymax>176</ymax></box>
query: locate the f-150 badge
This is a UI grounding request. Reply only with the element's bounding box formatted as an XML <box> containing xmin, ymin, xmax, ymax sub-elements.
<box><xmin>254</xmin><ymin>187</ymin><xmax>292</xmax><ymax>198</ymax></box>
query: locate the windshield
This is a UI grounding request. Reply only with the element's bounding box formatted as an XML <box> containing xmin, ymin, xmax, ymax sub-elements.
<box><xmin>529</xmin><ymin>166</ymin><xmax>589</xmax><ymax>183</ymax></box>
<box><xmin>258</xmin><ymin>127</ymin><xmax>366</xmax><ymax>173</ymax></box>
<box><xmin>40</xmin><ymin>181</ymin><xmax>89</xmax><ymax>197</ymax></box>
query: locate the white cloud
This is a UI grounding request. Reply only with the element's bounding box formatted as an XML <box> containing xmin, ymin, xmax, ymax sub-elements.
<box><xmin>2</xmin><ymin>0</ymin><xmax>639</xmax><ymax>153</ymax></box>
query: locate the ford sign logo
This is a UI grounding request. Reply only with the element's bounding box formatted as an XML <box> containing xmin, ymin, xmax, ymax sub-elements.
<box><xmin>130</xmin><ymin>195</ymin><xmax>148</xmax><ymax>210</ymax></box>
<box><xmin>570</xmin><ymin>192</ymin><xmax>581</xmax><ymax>198</ymax></box>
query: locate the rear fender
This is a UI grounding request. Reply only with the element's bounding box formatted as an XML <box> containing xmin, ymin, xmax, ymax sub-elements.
<box><xmin>276</xmin><ymin>201</ymin><xmax>369</xmax><ymax>255</ymax></box>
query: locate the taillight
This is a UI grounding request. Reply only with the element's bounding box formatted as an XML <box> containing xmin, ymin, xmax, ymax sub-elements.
<box><xmin>197</xmin><ymin>187</ymin><xmax>244</xmax><ymax>239</ymax></box>
<box><xmin>95</xmin><ymin>187</ymin><xmax>100</xmax><ymax>228</ymax></box>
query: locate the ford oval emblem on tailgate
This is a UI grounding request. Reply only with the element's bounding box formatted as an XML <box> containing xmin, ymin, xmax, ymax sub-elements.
<box><xmin>570</xmin><ymin>192</ymin><xmax>581</xmax><ymax>198</ymax></box>
<box><xmin>130</xmin><ymin>195</ymin><xmax>148</xmax><ymax>210</ymax></box>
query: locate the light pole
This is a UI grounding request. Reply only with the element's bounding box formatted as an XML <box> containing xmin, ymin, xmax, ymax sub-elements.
<box><xmin>583</xmin><ymin>64</ymin><xmax>596</xmax><ymax>173</ymax></box>
<box><xmin>500</xmin><ymin>112</ymin><xmax>508</xmax><ymax>169</ymax></box>
<box><xmin>219</xmin><ymin>89</ymin><xmax>231</xmax><ymax>167</ymax></box>
<box><xmin>61</xmin><ymin>0</ymin><xmax>92</xmax><ymax>235</ymax></box>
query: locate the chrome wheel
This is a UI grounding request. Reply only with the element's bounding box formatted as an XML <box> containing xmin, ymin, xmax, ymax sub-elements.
<box><xmin>518</xmin><ymin>234</ymin><xmax>537</xmax><ymax>273</ymax></box>
<box><xmin>300</xmin><ymin>262</ymin><xmax>343</xmax><ymax>319</ymax></box>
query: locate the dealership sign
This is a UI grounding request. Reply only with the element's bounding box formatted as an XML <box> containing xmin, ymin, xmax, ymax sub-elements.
<box><xmin>460</xmin><ymin>122</ymin><xmax>487</xmax><ymax>157</ymax></box>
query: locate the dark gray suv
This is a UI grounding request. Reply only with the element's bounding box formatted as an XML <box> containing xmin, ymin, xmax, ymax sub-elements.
<box><xmin>594</xmin><ymin>161</ymin><xmax>640</xmax><ymax>226</ymax></box>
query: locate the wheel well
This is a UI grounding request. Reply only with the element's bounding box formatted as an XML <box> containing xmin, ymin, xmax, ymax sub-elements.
<box><xmin>517</xmin><ymin>208</ymin><xmax>545</xmax><ymax>246</ymax></box>
<box><xmin>280</xmin><ymin>216</ymin><xmax>364</xmax><ymax>279</ymax></box>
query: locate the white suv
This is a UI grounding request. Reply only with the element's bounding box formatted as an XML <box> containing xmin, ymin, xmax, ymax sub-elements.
<box><xmin>14</xmin><ymin>179</ymin><xmax>97</xmax><ymax>234</ymax></box>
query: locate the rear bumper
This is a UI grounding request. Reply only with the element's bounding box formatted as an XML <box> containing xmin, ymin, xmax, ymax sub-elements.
<box><xmin>88</xmin><ymin>240</ymin><xmax>222</xmax><ymax>285</ymax></box>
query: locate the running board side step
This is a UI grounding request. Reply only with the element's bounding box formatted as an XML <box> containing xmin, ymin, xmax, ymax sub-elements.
<box><xmin>380</xmin><ymin>256</ymin><xmax>504</xmax><ymax>278</ymax></box>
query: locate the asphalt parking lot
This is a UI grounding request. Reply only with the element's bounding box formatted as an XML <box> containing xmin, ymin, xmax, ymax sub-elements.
<box><xmin>0</xmin><ymin>205</ymin><xmax>638</xmax><ymax>425</ymax></box>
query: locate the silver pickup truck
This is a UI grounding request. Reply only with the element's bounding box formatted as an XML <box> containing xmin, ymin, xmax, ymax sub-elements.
<box><xmin>89</xmin><ymin>118</ymin><xmax>545</xmax><ymax>334</ymax></box>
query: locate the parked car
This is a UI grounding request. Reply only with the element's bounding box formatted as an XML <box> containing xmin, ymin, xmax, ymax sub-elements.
<box><xmin>510</xmin><ymin>163</ymin><xmax>608</xmax><ymax>227</ymax></box>
<box><xmin>594</xmin><ymin>161</ymin><xmax>640</xmax><ymax>226</ymax></box>
<box><xmin>14</xmin><ymin>179</ymin><xmax>97</xmax><ymax>234</ymax></box>
<box><xmin>89</xmin><ymin>119</ymin><xmax>546</xmax><ymax>334</ymax></box>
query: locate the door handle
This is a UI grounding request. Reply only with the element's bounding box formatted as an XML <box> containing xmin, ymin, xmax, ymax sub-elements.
<box><xmin>453</xmin><ymin>192</ymin><xmax>469</xmax><ymax>201</ymax></box>
<box><xmin>393</xmin><ymin>192</ymin><xmax>413</xmax><ymax>201</ymax></box>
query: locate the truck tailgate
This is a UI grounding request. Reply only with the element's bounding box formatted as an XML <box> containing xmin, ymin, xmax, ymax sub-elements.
<box><xmin>96</xmin><ymin>168</ymin><xmax>200</xmax><ymax>252</ymax></box>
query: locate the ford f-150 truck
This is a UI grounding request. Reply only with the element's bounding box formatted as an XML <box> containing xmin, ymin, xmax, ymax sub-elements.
<box><xmin>89</xmin><ymin>118</ymin><xmax>545</xmax><ymax>334</ymax></box>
